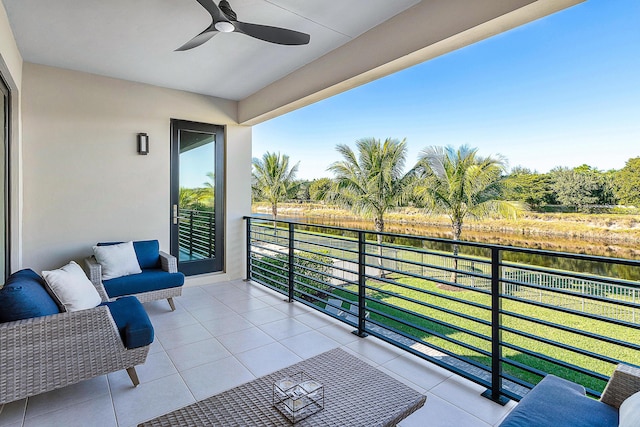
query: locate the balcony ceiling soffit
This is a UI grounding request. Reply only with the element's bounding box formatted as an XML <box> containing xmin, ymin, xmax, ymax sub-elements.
<box><xmin>2</xmin><ymin>0</ymin><xmax>421</xmax><ymax>101</ymax></box>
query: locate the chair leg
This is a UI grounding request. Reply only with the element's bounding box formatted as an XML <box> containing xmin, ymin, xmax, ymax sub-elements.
<box><xmin>167</xmin><ymin>297</ymin><xmax>176</xmax><ymax>311</ymax></box>
<box><xmin>127</xmin><ymin>367</ymin><xmax>140</xmax><ymax>387</ymax></box>
<box><xmin>0</xmin><ymin>404</ymin><xmax>4</xmax><ymax>416</ymax></box>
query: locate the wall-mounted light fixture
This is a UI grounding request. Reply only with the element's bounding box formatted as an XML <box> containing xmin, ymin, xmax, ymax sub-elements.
<box><xmin>137</xmin><ymin>133</ymin><xmax>149</xmax><ymax>155</ymax></box>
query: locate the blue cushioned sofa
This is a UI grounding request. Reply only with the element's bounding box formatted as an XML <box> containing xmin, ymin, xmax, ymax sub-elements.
<box><xmin>85</xmin><ymin>240</ymin><xmax>185</xmax><ymax>311</ymax></box>
<box><xmin>499</xmin><ymin>364</ymin><xmax>640</xmax><ymax>427</ymax></box>
<box><xmin>0</xmin><ymin>269</ymin><xmax>153</xmax><ymax>405</ymax></box>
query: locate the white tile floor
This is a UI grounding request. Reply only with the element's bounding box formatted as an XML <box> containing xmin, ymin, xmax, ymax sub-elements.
<box><xmin>0</xmin><ymin>280</ymin><xmax>517</xmax><ymax>427</ymax></box>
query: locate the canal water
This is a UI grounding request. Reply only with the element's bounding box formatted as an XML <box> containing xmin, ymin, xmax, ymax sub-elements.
<box><xmin>274</xmin><ymin>215</ymin><xmax>640</xmax><ymax>282</ymax></box>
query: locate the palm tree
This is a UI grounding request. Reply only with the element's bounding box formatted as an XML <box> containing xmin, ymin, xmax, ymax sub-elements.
<box><xmin>202</xmin><ymin>172</ymin><xmax>216</xmax><ymax>209</ymax></box>
<box><xmin>412</xmin><ymin>145</ymin><xmax>519</xmax><ymax>283</ymax></box>
<box><xmin>328</xmin><ymin>138</ymin><xmax>412</xmax><ymax>274</ymax></box>
<box><xmin>179</xmin><ymin>187</ymin><xmax>209</xmax><ymax>211</ymax></box>
<box><xmin>252</xmin><ymin>152</ymin><xmax>299</xmax><ymax>221</ymax></box>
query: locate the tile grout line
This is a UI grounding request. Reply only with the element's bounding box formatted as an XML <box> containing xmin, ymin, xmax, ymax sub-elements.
<box><xmin>106</xmin><ymin>372</ymin><xmax>120</xmax><ymax>427</ymax></box>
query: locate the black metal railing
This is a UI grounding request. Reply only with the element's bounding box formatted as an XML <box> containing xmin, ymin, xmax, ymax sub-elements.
<box><xmin>179</xmin><ymin>209</ymin><xmax>215</xmax><ymax>259</ymax></box>
<box><xmin>244</xmin><ymin>215</ymin><xmax>640</xmax><ymax>403</ymax></box>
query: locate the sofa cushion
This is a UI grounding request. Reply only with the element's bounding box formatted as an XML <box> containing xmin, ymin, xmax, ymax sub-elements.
<box><xmin>0</xmin><ymin>269</ymin><xmax>60</xmax><ymax>322</ymax></box>
<box><xmin>98</xmin><ymin>240</ymin><xmax>161</xmax><ymax>270</ymax></box>
<box><xmin>102</xmin><ymin>296</ymin><xmax>154</xmax><ymax>349</ymax></box>
<box><xmin>93</xmin><ymin>241</ymin><xmax>142</xmax><ymax>280</ymax></box>
<box><xmin>102</xmin><ymin>269</ymin><xmax>185</xmax><ymax>298</ymax></box>
<box><xmin>499</xmin><ymin>375</ymin><xmax>618</xmax><ymax>427</ymax></box>
<box><xmin>42</xmin><ymin>261</ymin><xmax>102</xmax><ymax>312</ymax></box>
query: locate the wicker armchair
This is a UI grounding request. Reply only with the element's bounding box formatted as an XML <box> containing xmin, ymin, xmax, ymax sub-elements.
<box><xmin>0</xmin><ymin>305</ymin><xmax>149</xmax><ymax>405</ymax></box>
<box><xmin>85</xmin><ymin>245</ymin><xmax>184</xmax><ymax>311</ymax></box>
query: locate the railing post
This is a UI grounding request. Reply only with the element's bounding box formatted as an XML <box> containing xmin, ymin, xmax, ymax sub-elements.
<box><xmin>482</xmin><ymin>247</ymin><xmax>508</xmax><ymax>405</ymax></box>
<box><xmin>245</xmin><ymin>217</ymin><xmax>251</xmax><ymax>282</ymax></box>
<box><xmin>353</xmin><ymin>231</ymin><xmax>368</xmax><ymax>337</ymax></box>
<box><xmin>188</xmin><ymin>211</ymin><xmax>194</xmax><ymax>257</ymax></box>
<box><xmin>288</xmin><ymin>223</ymin><xmax>295</xmax><ymax>303</ymax></box>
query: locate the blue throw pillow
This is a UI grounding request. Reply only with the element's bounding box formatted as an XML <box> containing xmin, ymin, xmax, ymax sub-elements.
<box><xmin>0</xmin><ymin>269</ymin><xmax>61</xmax><ymax>323</ymax></box>
<box><xmin>133</xmin><ymin>240</ymin><xmax>160</xmax><ymax>269</ymax></box>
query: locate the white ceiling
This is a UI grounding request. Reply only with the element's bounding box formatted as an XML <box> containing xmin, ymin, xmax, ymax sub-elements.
<box><xmin>2</xmin><ymin>0</ymin><xmax>421</xmax><ymax>101</ymax></box>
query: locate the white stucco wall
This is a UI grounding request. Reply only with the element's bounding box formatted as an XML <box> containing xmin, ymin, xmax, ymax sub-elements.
<box><xmin>0</xmin><ymin>1</ymin><xmax>21</xmax><ymax>89</ymax></box>
<box><xmin>21</xmin><ymin>63</ymin><xmax>251</xmax><ymax>282</ymax></box>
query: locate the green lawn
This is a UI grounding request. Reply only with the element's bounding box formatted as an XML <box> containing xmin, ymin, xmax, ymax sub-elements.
<box><xmin>331</xmin><ymin>275</ymin><xmax>638</xmax><ymax>393</ymax></box>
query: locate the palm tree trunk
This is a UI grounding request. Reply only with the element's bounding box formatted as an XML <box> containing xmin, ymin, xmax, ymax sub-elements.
<box><xmin>374</xmin><ymin>217</ymin><xmax>384</xmax><ymax>278</ymax></box>
<box><xmin>451</xmin><ymin>220</ymin><xmax>462</xmax><ymax>284</ymax></box>
<box><xmin>272</xmin><ymin>203</ymin><xmax>278</xmax><ymax>236</ymax></box>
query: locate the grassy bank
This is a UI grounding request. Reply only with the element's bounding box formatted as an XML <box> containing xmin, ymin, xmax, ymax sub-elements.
<box><xmin>253</xmin><ymin>202</ymin><xmax>640</xmax><ymax>240</ymax></box>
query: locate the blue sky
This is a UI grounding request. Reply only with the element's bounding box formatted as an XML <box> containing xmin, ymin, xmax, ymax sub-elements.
<box><xmin>253</xmin><ymin>0</ymin><xmax>640</xmax><ymax>181</ymax></box>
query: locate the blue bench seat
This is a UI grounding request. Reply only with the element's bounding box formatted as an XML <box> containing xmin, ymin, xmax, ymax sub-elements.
<box><xmin>499</xmin><ymin>375</ymin><xmax>618</xmax><ymax>427</ymax></box>
<box><xmin>103</xmin><ymin>269</ymin><xmax>185</xmax><ymax>299</ymax></box>
<box><xmin>102</xmin><ymin>296</ymin><xmax>154</xmax><ymax>349</ymax></box>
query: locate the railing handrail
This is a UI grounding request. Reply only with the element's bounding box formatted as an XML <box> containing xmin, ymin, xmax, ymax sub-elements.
<box><xmin>244</xmin><ymin>215</ymin><xmax>640</xmax><ymax>268</ymax></box>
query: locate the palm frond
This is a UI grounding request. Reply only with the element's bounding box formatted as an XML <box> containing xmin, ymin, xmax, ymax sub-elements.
<box><xmin>251</xmin><ymin>151</ymin><xmax>300</xmax><ymax>217</ymax></box>
<box><xmin>328</xmin><ymin>137</ymin><xmax>410</xmax><ymax>227</ymax></box>
<box><xmin>414</xmin><ymin>145</ymin><xmax>515</xmax><ymax>238</ymax></box>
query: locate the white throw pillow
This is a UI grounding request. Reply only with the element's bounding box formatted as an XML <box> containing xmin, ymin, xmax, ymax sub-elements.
<box><xmin>42</xmin><ymin>261</ymin><xmax>102</xmax><ymax>312</ymax></box>
<box><xmin>619</xmin><ymin>390</ymin><xmax>640</xmax><ymax>427</ymax></box>
<box><xmin>93</xmin><ymin>241</ymin><xmax>142</xmax><ymax>280</ymax></box>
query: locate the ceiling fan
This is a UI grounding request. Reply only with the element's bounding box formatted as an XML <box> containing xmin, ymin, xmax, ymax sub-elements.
<box><xmin>177</xmin><ymin>0</ymin><xmax>311</xmax><ymax>51</ymax></box>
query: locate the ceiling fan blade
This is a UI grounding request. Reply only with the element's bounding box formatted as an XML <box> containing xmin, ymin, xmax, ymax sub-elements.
<box><xmin>195</xmin><ymin>0</ymin><xmax>227</xmax><ymax>22</ymax></box>
<box><xmin>233</xmin><ymin>21</ymin><xmax>310</xmax><ymax>45</ymax></box>
<box><xmin>176</xmin><ymin>28</ymin><xmax>218</xmax><ymax>51</ymax></box>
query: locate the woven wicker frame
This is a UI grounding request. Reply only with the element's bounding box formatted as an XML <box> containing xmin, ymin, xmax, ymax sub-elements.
<box><xmin>84</xmin><ymin>251</ymin><xmax>182</xmax><ymax>308</ymax></box>
<box><xmin>600</xmin><ymin>364</ymin><xmax>640</xmax><ymax>409</ymax></box>
<box><xmin>0</xmin><ymin>305</ymin><xmax>149</xmax><ymax>405</ymax></box>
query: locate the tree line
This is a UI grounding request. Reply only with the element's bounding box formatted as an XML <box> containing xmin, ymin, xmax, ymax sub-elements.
<box><xmin>253</xmin><ymin>145</ymin><xmax>640</xmax><ymax>216</ymax></box>
<box><xmin>502</xmin><ymin>163</ymin><xmax>639</xmax><ymax>211</ymax></box>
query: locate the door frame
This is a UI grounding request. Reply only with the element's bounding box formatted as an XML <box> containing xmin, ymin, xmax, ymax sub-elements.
<box><xmin>0</xmin><ymin>73</ymin><xmax>10</xmax><ymax>280</ymax></box>
<box><xmin>170</xmin><ymin>119</ymin><xmax>225</xmax><ymax>276</ymax></box>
